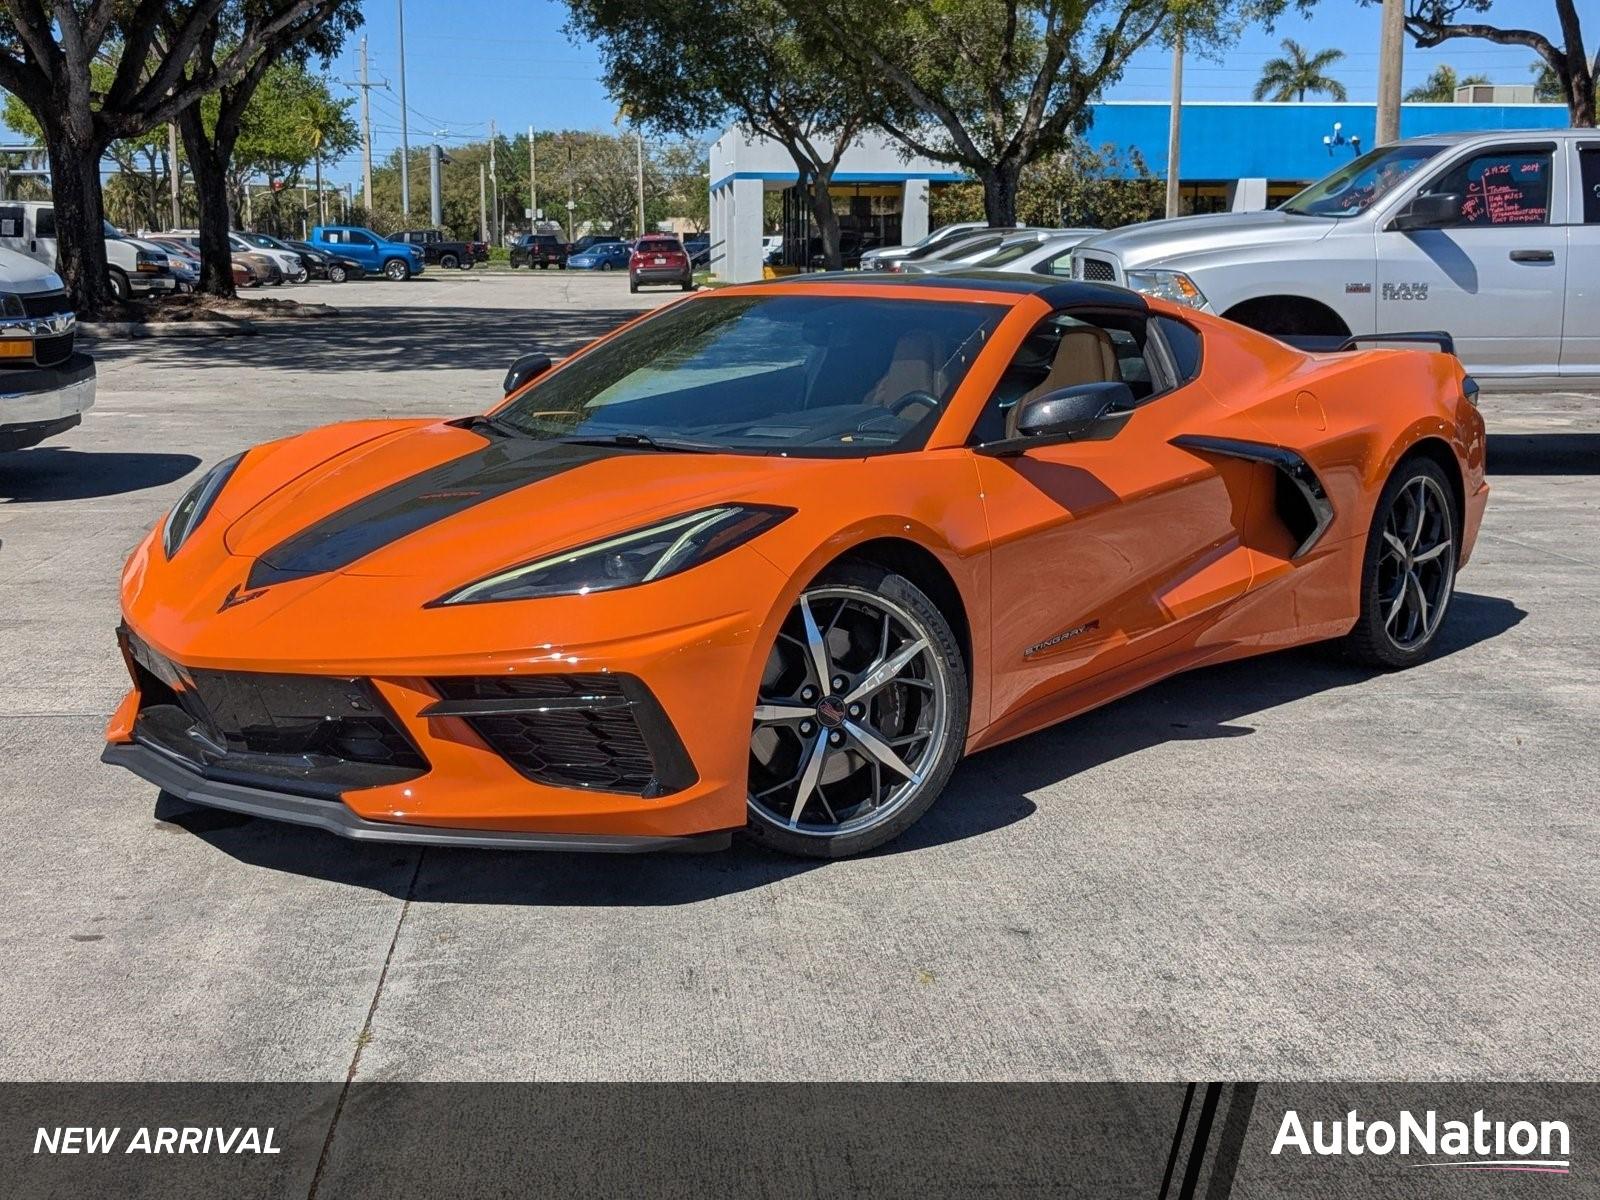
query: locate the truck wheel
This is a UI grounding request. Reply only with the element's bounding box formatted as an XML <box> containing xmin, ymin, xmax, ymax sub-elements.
<box><xmin>629</xmin><ymin>280</ymin><xmax>639</xmax><ymax>294</ymax></box>
<box><xmin>440</xmin><ymin>252</ymin><xmax>459</xmax><ymax>269</ymax></box>
<box><xmin>383</xmin><ymin>258</ymin><xmax>411</xmax><ymax>282</ymax></box>
<box><xmin>327</xmin><ymin>264</ymin><xmax>348</xmax><ymax>283</ymax></box>
<box><xmin>108</xmin><ymin>268</ymin><xmax>132</xmax><ymax>302</ymax></box>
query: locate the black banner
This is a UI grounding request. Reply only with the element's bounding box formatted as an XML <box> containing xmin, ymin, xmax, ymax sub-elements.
<box><xmin>3</xmin><ymin>1083</ymin><xmax>1594</xmax><ymax>1198</ymax></box>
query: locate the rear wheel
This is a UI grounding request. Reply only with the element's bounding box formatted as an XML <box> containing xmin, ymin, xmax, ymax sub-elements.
<box><xmin>1343</xmin><ymin>458</ymin><xmax>1458</xmax><ymax>668</ymax></box>
<box><xmin>745</xmin><ymin>562</ymin><xmax>968</xmax><ymax>859</ymax></box>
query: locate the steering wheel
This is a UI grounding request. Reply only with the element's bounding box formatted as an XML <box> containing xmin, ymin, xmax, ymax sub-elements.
<box><xmin>888</xmin><ymin>390</ymin><xmax>939</xmax><ymax>418</ymax></box>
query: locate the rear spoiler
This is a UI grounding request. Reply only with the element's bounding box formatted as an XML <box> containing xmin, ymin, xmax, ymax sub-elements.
<box><xmin>1279</xmin><ymin>330</ymin><xmax>1456</xmax><ymax>356</ymax></box>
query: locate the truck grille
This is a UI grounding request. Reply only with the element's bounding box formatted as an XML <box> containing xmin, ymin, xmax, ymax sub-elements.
<box><xmin>20</xmin><ymin>289</ymin><xmax>71</xmax><ymax>317</ymax></box>
<box><xmin>1077</xmin><ymin>255</ymin><xmax>1117</xmax><ymax>282</ymax></box>
<box><xmin>429</xmin><ymin>674</ymin><xmax>696</xmax><ymax>797</ymax></box>
<box><xmin>32</xmin><ymin>332</ymin><xmax>72</xmax><ymax>366</ymax></box>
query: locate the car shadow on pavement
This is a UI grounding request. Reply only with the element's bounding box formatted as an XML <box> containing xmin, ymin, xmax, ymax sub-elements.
<box><xmin>1487</xmin><ymin>432</ymin><xmax>1600</xmax><ymax>475</ymax></box>
<box><xmin>0</xmin><ymin>448</ymin><xmax>200</xmax><ymax>502</ymax></box>
<box><xmin>153</xmin><ymin>591</ymin><xmax>1524</xmax><ymax>905</ymax></box>
<box><xmin>86</xmin><ymin>305</ymin><xmax>646</xmax><ymax>376</ymax></box>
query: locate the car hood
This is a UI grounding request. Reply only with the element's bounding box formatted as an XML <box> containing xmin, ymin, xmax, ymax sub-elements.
<box><xmin>0</xmin><ymin>245</ymin><xmax>65</xmax><ymax>293</ymax></box>
<box><xmin>1073</xmin><ymin>210</ymin><xmax>1337</xmax><ymax>269</ymax></box>
<box><xmin>215</xmin><ymin>418</ymin><xmax>835</xmax><ymax>594</ymax></box>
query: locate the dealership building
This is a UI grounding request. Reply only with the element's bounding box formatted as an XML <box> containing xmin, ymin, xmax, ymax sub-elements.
<box><xmin>707</xmin><ymin>98</ymin><xmax>1570</xmax><ymax>282</ymax></box>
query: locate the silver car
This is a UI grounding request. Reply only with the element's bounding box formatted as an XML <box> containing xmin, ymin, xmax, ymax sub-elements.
<box><xmin>859</xmin><ymin>221</ymin><xmax>989</xmax><ymax>271</ymax></box>
<box><xmin>889</xmin><ymin>227</ymin><xmax>1061</xmax><ymax>274</ymax></box>
<box><xmin>964</xmin><ymin>229</ymin><xmax>1100</xmax><ymax>276</ymax></box>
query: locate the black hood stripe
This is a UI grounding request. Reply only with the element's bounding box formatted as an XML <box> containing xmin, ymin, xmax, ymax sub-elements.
<box><xmin>246</xmin><ymin>438</ymin><xmax>624</xmax><ymax>590</ymax></box>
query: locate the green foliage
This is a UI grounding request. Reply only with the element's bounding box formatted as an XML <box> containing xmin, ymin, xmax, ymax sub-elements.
<box><xmin>1403</xmin><ymin>64</ymin><xmax>1490</xmax><ymax>101</ymax></box>
<box><xmin>1252</xmin><ymin>38</ymin><xmax>1348</xmax><ymax>101</ymax></box>
<box><xmin>928</xmin><ymin>141</ymin><xmax>1163</xmax><ymax>228</ymax></box>
<box><xmin>225</xmin><ymin>62</ymin><xmax>358</xmax><ymax>192</ymax></box>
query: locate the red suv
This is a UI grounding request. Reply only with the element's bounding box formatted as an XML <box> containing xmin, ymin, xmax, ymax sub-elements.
<box><xmin>629</xmin><ymin>236</ymin><xmax>694</xmax><ymax>293</ymax></box>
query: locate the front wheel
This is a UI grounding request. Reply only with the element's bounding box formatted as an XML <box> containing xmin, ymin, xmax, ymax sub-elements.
<box><xmin>440</xmin><ymin>253</ymin><xmax>459</xmax><ymax>270</ymax></box>
<box><xmin>290</xmin><ymin>266</ymin><xmax>310</xmax><ymax>284</ymax></box>
<box><xmin>383</xmin><ymin>258</ymin><xmax>410</xmax><ymax>282</ymax></box>
<box><xmin>1343</xmin><ymin>457</ymin><xmax>1458</xmax><ymax>668</ymax></box>
<box><xmin>745</xmin><ymin>562</ymin><xmax>968</xmax><ymax>859</ymax></box>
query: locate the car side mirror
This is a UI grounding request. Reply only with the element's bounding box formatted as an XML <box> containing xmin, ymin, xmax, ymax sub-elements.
<box><xmin>1391</xmin><ymin>192</ymin><xmax>1461</xmax><ymax>232</ymax></box>
<box><xmin>503</xmin><ymin>353</ymin><xmax>552</xmax><ymax>395</ymax></box>
<box><xmin>1015</xmin><ymin>381</ymin><xmax>1135</xmax><ymax>440</ymax></box>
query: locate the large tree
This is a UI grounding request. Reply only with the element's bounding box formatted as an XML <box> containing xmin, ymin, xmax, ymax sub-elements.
<box><xmin>1400</xmin><ymin>0</ymin><xmax>1594</xmax><ymax>126</ymax></box>
<box><xmin>172</xmin><ymin>0</ymin><xmax>360</xmax><ymax>297</ymax></box>
<box><xmin>0</xmin><ymin>0</ymin><xmax>352</xmax><ymax>312</ymax></box>
<box><xmin>790</xmin><ymin>0</ymin><xmax>1266</xmax><ymax>227</ymax></box>
<box><xmin>1252</xmin><ymin>38</ymin><xmax>1348</xmax><ymax>101</ymax></box>
<box><xmin>565</xmin><ymin>0</ymin><xmax>874</xmax><ymax>269</ymax></box>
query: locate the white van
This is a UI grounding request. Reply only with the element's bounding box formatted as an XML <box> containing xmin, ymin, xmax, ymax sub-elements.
<box><xmin>0</xmin><ymin>238</ymin><xmax>95</xmax><ymax>452</ymax></box>
<box><xmin>0</xmin><ymin>200</ymin><xmax>175</xmax><ymax>302</ymax></box>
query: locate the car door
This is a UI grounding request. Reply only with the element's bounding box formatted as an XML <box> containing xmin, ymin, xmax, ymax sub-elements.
<box><xmin>1561</xmin><ymin>142</ymin><xmax>1600</xmax><ymax>375</ymax></box>
<box><xmin>340</xmin><ymin>229</ymin><xmax>378</xmax><ymax>268</ymax></box>
<box><xmin>975</xmin><ymin>310</ymin><xmax>1256</xmax><ymax>724</ymax></box>
<box><xmin>0</xmin><ymin>204</ymin><xmax>56</xmax><ymax>267</ymax></box>
<box><xmin>1376</xmin><ymin>141</ymin><xmax>1566</xmax><ymax>376</ymax></box>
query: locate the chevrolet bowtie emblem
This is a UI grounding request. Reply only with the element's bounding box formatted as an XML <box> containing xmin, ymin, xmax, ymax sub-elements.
<box><xmin>218</xmin><ymin>584</ymin><xmax>270</xmax><ymax>612</ymax></box>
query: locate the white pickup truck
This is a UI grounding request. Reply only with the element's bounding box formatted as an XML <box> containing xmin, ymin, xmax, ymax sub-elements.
<box><xmin>1070</xmin><ymin>128</ymin><xmax>1598</xmax><ymax>380</ymax></box>
<box><xmin>0</xmin><ymin>245</ymin><xmax>94</xmax><ymax>452</ymax></box>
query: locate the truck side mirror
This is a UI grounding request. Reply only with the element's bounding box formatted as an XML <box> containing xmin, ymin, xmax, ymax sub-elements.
<box><xmin>1391</xmin><ymin>192</ymin><xmax>1461</xmax><ymax>232</ymax></box>
<box><xmin>504</xmin><ymin>353</ymin><xmax>552</xmax><ymax>395</ymax></box>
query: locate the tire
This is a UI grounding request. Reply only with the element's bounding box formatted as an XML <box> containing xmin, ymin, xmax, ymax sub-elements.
<box><xmin>538</xmin><ymin>262</ymin><xmax>548</xmax><ymax>270</ymax></box>
<box><xmin>440</xmin><ymin>252</ymin><xmax>459</xmax><ymax>270</ymax></box>
<box><xmin>744</xmin><ymin>561</ymin><xmax>969</xmax><ymax>859</ymax></box>
<box><xmin>629</xmin><ymin>280</ymin><xmax>638</xmax><ymax>294</ymax></box>
<box><xmin>383</xmin><ymin>258</ymin><xmax>410</xmax><ymax>282</ymax></box>
<box><xmin>510</xmin><ymin>259</ymin><xmax>522</xmax><ymax>269</ymax></box>
<box><xmin>107</xmin><ymin>268</ymin><xmax>132</xmax><ymax>302</ymax></box>
<box><xmin>599</xmin><ymin>262</ymin><xmax>614</xmax><ymax>271</ymax></box>
<box><xmin>681</xmin><ymin>279</ymin><xmax>694</xmax><ymax>292</ymax></box>
<box><xmin>1342</xmin><ymin>456</ymin><xmax>1458</xmax><ymax>669</ymax></box>
<box><xmin>557</xmin><ymin>262</ymin><xmax>567</xmax><ymax>270</ymax></box>
<box><xmin>327</xmin><ymin>264</ymin><xmax>348</xmax><ymax>283</ymax></box>
<box><xmin>290</xmin><ymin>266</ymin><xmax>310</xmax><ymax>284</ymax></box>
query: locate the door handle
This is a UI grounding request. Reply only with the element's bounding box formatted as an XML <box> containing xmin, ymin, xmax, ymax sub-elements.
<box><xmin>1509</xmin><ymin>249</ymin><xmax>1555</xmax><ymax>264</ymax></box>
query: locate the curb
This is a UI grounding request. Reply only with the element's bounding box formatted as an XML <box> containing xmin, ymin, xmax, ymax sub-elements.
<box><xmin>79</xmin><ymin>319</ymin><xmax>257</xmax><ymax>339</ymax></box>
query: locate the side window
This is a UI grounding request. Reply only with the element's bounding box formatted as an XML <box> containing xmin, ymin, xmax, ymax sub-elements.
<box><xmin>35</xmin><ymin>207</ymin><xmax>55</xmax><ymax>238</ymax></box>
<box><xmin>0</xmin><ymin>204</ymin><xmax>22</xmax><ymax>237</ymax></box>
<box><xmin>1152</xmin><ymin>316</ymin><xmax>1203</xmax><ymax>384</ymax></box>
<box><xmin>969</xmin><ymin>311</ymin><xmax>1168</xmax><ymax>445</ymax></box>
<box><xmin>1580</xmin><ymin>147</ymin><xmax>1600</xmax><ymax>224</ymax></box>
<box><xmin>1032</xmin><ymin>248</ymin><xmax>1077</xmax><ymax>278</ymax></box>
<box><xmin>324</xmin><ymin>230</ymin><xmax>345</xmax><ymax>243</ymax></box>
<box><xmin>1428</xmin><ymin>148</ymin><xmax>1553</xmax><ymax>226</ymax></box>
<box><xmin>347</xmin><ymin>230</ymin><xmax>374</xmax><ymax>246</ymax></box>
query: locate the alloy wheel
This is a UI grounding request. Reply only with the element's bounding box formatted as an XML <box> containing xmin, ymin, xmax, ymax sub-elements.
<box><xmin>749</xmin><ymin>587</ymin><xmax>950</xmax><ymax>839</ymax></box>
<box><xmin>1377</xmin><ymin>474</ymin><xmax>1455</xmax><ymax>650</ymax></box>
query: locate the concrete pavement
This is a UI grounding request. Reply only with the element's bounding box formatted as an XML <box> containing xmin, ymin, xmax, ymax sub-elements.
<box><xmin>1</xmin><ymin>272</ymin><xmax>1595</xmax><ymax>1081</ymax></box>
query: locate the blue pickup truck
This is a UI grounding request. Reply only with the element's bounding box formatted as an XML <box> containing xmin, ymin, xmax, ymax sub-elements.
<box><xmin>306</xmin><ymin>226</ymin><xmax>424</xmax><ymax>281</ymax></box>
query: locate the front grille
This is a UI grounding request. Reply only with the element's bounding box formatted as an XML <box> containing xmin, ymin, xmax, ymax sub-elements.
<box><xmin>20</xmin><ymin>289</ymin><xmax>70</xmax><ymax>317</ymax></box>
<box><xmin>122</xmin><ymin>626</ymin><xmax>427</xmax><ymax>797</ymax></box>
<box><xmin>1078</xmin><ymin>255</ymin><xmax>1116</xmax><ymax>282</ymax></box>
<box><xmin>32</xmin><ymin>332</ymin><xmax>72</xmax><ymax>366</ymax></box>
<box><xmin>430</xmin><ymin>674</ymin><xmax>695</xmax><ymax>797</ymax></box>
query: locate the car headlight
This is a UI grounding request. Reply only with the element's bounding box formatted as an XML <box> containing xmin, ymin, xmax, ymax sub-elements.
<box><xmin>1125</xmin><ymin>269</ymin><xmax>1208</xmax><ymax>309</ymax></box>
<box><xmin>163</xmin><ymin>453</ymin><xmax>244</xmax><ymax>557</ymax></box>
<box><xmin>435</xmin><ymin>505</ymin><xmax>793</xmax><ymax>605</ymax></box>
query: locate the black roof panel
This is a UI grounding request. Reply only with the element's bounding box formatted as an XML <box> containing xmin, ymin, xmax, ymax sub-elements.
<box><xmin>777</xmin><ymin>269</ymin><xmax>1147</xmax><ymax>311</ymax></box>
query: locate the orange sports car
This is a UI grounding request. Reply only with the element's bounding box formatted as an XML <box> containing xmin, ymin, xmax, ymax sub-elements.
<box><xmin>104</xmin><ymin>274</ymin><xmax>1487</xmax><ymax>858</ymax></box>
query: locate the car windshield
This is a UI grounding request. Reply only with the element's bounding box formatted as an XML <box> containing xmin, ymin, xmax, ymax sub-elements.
<box><xmin>1280</xmin><ymin>143</ymin><xmax>1445</xmax><ymax>217</ymax></box>
<box><xmin>977</xmin><ymin>239</ymin><xmax>1055</xmax><ymax>268</ymax></box>
<box><xmin>493</xmin><ymin>294</ymin><xmax>1002</xmax><ymax>455</ymax></box>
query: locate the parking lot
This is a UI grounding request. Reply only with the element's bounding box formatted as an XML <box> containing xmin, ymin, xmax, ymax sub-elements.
<box><xmin>1</xmin><ymin>270</ymin><xmax>1596</xmax><ymax>1082</ymax></box>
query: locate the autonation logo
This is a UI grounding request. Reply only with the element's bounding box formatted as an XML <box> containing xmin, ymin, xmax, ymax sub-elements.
<box><xmin>1272</xmin><ymin>1109</ymin><xmax>1571</xmax><ymax>1175</ymax></box>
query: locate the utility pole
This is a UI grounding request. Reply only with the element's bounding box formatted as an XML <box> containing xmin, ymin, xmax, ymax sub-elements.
<box><xmin>635</xmin><ymin>129</ymin><xmax>645</xmax><ymax>236</ymax></box>
<box><xmin>359</xmin><ymin>37</ymin><xmax>374</xmax><ymax>208</ymax></box>
<box><xmin>1165</xmin><ymin>30</ymin><xmax>1183</xmax><ymax>219</ymax></box>
<box><xmin>488</xmin><ymin>118</ymin><xmax>499</xmax><ymax>246</ymax></box>
<box><xmin>1376</xmin><ymin>0</ymin><xmax>1405</xmax><ymax>145</ymax></box>
<box><xmin>528</xmin><ymin>126</ymin><xmax>537</xmax><ymax>228</ymax></box>
<box><xmin>429</xmin><ymin>144</ymin><xmax>444</xmax><ymax>226</ymax></box>
<box><xmin>566</xmin><ymin>139</ymin><xmax>575</xmax><ymax>242</ymax></box>
<box><xmin>479</xmin><ymin>162</ymin><xmax>488</xmax><ymax>242</ymax></box>
<box><xmin>167</xmin><ymin>123</ymin><xmax>181</xmax><ymax>228</ymax></box>
<box><xmin>396</xmin><ymin>0</ymin><xmax>411</xmax><ymax>215</ymax></box>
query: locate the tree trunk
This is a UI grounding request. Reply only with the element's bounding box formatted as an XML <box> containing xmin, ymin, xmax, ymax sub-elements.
<box><xmin>1567</xmin><ymin>61</ymin><xmax>1596</xmax><ymax>126</ymax></box>
<box><xmin>178</xmin><ymin>106</ymin><xmax>238</xmax><ymax>299</ymax></box>
<box><xmin>810</xmin><ymin>168</ymin><xmax>843</xmax><ymax>270</ymax></box>
<box><xmin>980</xmin><ymin>159</ymin><xmax>1023</xmax><ymax>227</ymax></box>
<box><xmin>39</xmin><ymin>116</ymin><xmax>111</xmax><ymax>314</ymax></box>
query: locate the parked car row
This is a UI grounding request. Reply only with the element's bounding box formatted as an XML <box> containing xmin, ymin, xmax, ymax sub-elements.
<box><xmin>507</xmin><ymin>231</ymin><xmax>700</xmax><ymax>291</ymax></box>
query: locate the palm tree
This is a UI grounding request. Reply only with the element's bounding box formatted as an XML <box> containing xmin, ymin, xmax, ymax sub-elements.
<box><xmin>1253</xmin><ymin>39</ymin><xmax>1349</xmax><ymax>102</ymax></box>
<box><xmin>1405</xmin><ymin>64</ymin><xmax>1491</xmax><ymax>102</ymax></box>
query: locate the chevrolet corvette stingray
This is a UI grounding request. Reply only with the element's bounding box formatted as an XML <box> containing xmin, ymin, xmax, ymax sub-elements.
<box><xmin>104</xmin><ymin>274</ymin><xmax>1487</xmax><ymax>858</ymax></box>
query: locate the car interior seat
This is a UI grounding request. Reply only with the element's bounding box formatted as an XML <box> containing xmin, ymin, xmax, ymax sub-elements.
<box><xmin>866</xmin><ymin>330</ymin><xmax>945</xmax><ymax>412</ymax></box>
<box><xmin>1004</xmin><ymin>325</ymin><xmax>1121</xmax><ymax>438</ymax></box>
